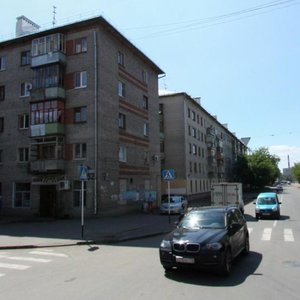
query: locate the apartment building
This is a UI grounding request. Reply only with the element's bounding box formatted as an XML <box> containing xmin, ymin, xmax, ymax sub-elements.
<box><xmin>159</xmin><ymin>92</ymin><xmax>247</xmax><ymax>201</ymax></box>
<box><xmin>0</xmin><ymin>16</ymin><xmax>163</xmax><ymax>218</ymax></box>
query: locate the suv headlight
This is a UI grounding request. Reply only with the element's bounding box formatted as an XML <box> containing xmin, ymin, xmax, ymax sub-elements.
<box><xmin>160</xmin><ymin>240</ymin><xmax>172</xmax><ymax>251</ymax></box>
<box><xmin>272</xmin><ymin>206</ymin><xmax>278</xmax><ymax>211</ymax></box>
<box><xmin>205</xmin><ymin>242</ymin><xmax>222</xmax><ymax>250</ymax></box>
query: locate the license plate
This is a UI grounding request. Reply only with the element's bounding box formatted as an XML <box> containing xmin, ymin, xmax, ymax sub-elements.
<box><xmin>262</xmin><ymin>213</ymin><xmax>271</xmax><ymax>215</ymax></box>
<box><xmin>175</xmin><ymin>256</ymin><xmax>195</xmax><ymax>264</ymax></box>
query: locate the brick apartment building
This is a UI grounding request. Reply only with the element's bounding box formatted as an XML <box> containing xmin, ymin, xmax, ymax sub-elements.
<box><xmin>0</xmin><ymin>16</ymin><xmax>164</xmax><ymax>218</ymax></box>
<box><xmin>159</xmin><ymin>92</ymin><xmax>248</xmax><ymax>201</ymax></box>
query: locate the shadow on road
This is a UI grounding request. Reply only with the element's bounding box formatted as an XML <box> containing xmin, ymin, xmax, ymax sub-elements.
<box><xmin>164</xmin><ymin>251</ymin><xmax>263</xmax><ymax>287</ymax></box>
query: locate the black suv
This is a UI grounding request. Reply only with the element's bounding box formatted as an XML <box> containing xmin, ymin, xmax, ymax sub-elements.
<box><xmin>159</xmin><ymin>206</ymin><xmax>249</xmax><ymax>275</ymax></box>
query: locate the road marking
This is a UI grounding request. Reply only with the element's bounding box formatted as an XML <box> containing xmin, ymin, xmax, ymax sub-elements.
<box><xmin>262</xmin><ymin>228</ymin><xmax>272</xmax><ymax>241</ymax></box>
<box><xmin>0</xmin><ymin>255</ymin><xmax>51</xmax><ymax>263</ymax></box>
<box><xmin>0</xmin><ymin>262</ymin><xmax>30</xmax><ymax>270</ymax></box>
<box><xmin>273</xmin><ymin>221</ymin><xmax>277</xmax><ymax>227</ymax></box>
<box><xmin>248</xmin><ymin>228</ymin><xmax>253</xmax><ymax>234</ymax></box>
<box><xmin>0</xmin><ymin>273</ymin><xmax>5</xmax><ymax>277</ymax></box>
<box><xmin>284</xmin><ymin>229</ymin><xmax>294</xmax><ymax>242</ymax></box>
<box><xmin>29</xmin><ymin>251</ymin><xmax>68</xmax><ymax>258</ymax></box>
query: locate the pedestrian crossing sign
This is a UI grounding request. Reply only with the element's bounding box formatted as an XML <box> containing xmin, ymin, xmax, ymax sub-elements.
<box><xmin>162</xmin><ymin>169</ymin><xmax>175</xmax><ymax>181</ymax></box>
<box><xmin>79</xmin><ymin>165</ymin><xmax>88</xmax><ymax>181</ymax></box>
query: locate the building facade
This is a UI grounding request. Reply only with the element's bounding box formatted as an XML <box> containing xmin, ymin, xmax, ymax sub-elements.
<box><xmin>159</xmin><ymin>92</ymin><xmax>247</xmax><ymax>200</ymax></box>
<box><xmin>0</xmin><ymin>16</ymin><xmax>163</xmax><ymax>218</ymax></box>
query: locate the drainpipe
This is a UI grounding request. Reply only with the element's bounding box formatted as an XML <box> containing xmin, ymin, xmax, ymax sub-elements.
<box><xmin>93</xmin><ymin>30</ymin><xmax>98</xmax><ymax>214</ymax></box>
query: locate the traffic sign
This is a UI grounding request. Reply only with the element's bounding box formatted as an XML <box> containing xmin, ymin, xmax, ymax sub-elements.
<box><xmin>79</xmin><ymin>165</ymin><xmax>88</xmax><ymax>181</ymax></box>
<box><xmin>162</xmin><ymin>169</ymin><xmax>175</xmax><ymax>181</ymax></box>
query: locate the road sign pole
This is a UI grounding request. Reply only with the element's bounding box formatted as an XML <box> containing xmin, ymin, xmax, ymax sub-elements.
<box><xmin>81</xmin><ymin>179</ymin><xmax>84</xmax><ymax>239</ymax></box>
<box><xmin>168</xmin><ymin>180</ymin><xmax>171</xmax><ymax>224</ymax></box>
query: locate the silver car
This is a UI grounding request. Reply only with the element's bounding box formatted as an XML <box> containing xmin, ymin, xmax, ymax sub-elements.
<box><xmin>160</xmin><ymin>195</ymin><xmax>187</xmax><ymax>214</ymax></box>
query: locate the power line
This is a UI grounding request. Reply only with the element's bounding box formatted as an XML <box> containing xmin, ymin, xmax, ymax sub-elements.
<box><xmin>130</xmin><ymin>0</ymin><xmax>299</xmax><ymax>40</ymax></box>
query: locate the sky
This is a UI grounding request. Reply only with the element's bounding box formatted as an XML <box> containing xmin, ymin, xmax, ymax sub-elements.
<box><xmin>1</xmin><ymin>0</ymin><xmax>299</xmax><ymax>171</ymax></box>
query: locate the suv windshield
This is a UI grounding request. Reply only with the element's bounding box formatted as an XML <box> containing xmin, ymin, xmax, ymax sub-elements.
<box><xmin>179</xmin><ymin>210</ymin><xmax>225</xmax><ymax>230</ymax></box>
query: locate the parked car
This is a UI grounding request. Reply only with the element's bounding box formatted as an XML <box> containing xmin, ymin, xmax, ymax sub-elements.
<box><xmin>159</xmin><ymin>195</ymin><xmax>187</xmax><ymax>214</ymax></box>
<box><xmin>159</xmin><ymin>206</ymin><xmax>250</xmax><ymax>275</ymax></box>
<box><xmin>253</xmin><ymin>192</ymin><xmax>281</xmax><ymax>219</ymax></box>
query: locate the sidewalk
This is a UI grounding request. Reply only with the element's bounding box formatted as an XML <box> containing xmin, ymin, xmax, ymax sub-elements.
<box><xmin>0</xmin><ymin>212</ymin><xmax>177</xmax><ymax>250</ymax></box>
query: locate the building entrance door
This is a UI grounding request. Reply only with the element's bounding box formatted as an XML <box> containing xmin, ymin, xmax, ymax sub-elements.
<box><xmin>40</xmin><ymin>185</ymin><xmax>56</xmax><ymax>217</ymax></box>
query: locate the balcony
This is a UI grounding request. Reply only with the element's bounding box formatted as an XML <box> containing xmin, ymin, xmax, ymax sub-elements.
<box><xmin>30</xmin><ymin>123</ymin><xmax>65</xmax><ymax>137</ymax></box>
<box><xmin>31</xmin><ymin>86</ymin><xmax>66</xmax><ymax>101</ymax></box>
<box><xmin>31</xmin><ymin>51</ymin><xmax>66</xmax><ymax>68</ymax></box>
<box><xmin>30</xmin><ymin>159</ymin><xmax>65</xmax><ymax>173</ymax></box>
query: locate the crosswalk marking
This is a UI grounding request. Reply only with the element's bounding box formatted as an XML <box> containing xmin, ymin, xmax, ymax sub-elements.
<box><xmin>0</xmin><ymin>273</ymin><xmax>5</xmax><ymax>277</ymax></box>
<box><xmin>284</xmin><ymin>229</ymin><xmax>294</xmax><ymax>242</ymax></box>
<box><xmin>0</xmin><ymin>255</ymin><xmax>51</xmax><ymax>263</ymax></box>
<box><xmin>0</xmin><ymin>262</ymin><xmax>30</xmax><ymax>270</ymax></box>
<box><xmin>248</xmin><ymin>228</ymin><xmax>253</xmax><ymax>234</ymax></box>
<box><xmin>262</xmin><ymin>228</ymin><xmax>272</xmax><ymax>241</ymax></box>
<box><xmin>29</xmin><ymin>251</ymin><xmax>68</xmax><ymax>258</ymax></box>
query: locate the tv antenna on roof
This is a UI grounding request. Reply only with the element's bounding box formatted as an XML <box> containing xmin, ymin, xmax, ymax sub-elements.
<box><xmin>52</xmin><ymin>5</ymin><xmax>57</xmax><ymax>27</ymax></box>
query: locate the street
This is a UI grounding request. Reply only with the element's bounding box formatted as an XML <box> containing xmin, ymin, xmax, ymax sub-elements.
<box><xmin>0</xmin><ymin>185</ymin><xmax>299</xmax><ymax>300</ymax></box>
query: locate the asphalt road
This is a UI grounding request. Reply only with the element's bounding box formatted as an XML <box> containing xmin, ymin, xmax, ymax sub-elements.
<box><xmin>0</xmin><ymin>185</ymin><xmax>299</xmax><ymax>300</ymax></box>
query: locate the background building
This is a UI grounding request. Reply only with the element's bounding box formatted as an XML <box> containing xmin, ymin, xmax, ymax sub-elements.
<box><xmin>0</xmin><ymin>16</ymin><xmax>163</xmax><ymax>218</ymax></box>
<box><xmin>159</xmin><ymin>92</ymin><xmax>247</xmax><ymax>202</ymax></box>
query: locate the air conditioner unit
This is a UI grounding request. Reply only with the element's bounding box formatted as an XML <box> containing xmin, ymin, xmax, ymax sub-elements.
<box><xmin>58</xmin><ymin>180</ymin><xmax>70</xmax><ymax>190</ymax></box>
<box><xmin>26</xmin><ymin>83</ymin><xmax>32</xmax><ymax>91</ymax></box>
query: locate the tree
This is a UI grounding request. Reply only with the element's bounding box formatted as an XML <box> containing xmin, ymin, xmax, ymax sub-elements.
<box><xmin>292</xmin><ymin>163</ymin><xmax>300</xmax><ymax>182</ymax></box>
<box><xmin>232</xmin><ymin>147</ymin><xmax>280</xmax><ymax>190</ymax></box>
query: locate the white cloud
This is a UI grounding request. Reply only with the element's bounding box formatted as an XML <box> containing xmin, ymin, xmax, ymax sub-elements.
<box><xmin>269</xmin><ymin>145</ymin><xmax>300</xmax><ymax>170</ymax></box>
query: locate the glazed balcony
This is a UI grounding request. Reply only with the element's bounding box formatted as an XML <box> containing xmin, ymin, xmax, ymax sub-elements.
<box><xmin>31</xmin><ymin>86</ymin><xmax>66</xmax><ymax>101</ymax></box>
<box><xmin>30</xmin><ymin>159</ymin><xmax>65</xmax><ymax>174</ymax></box>
<box><xmin>30</xmin><ymin>123</ymin><xmax>65</xmax><ymax>137</ymax></box>
<box><xmin>31</xmin><ymin>51</ymin><xmax>66</xmax><ymax>68</ymax></box>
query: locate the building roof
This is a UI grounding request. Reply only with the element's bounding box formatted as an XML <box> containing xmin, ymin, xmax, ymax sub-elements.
<box><xmin>0</xmin><ymin>16</ymin><xmax>164</xmax><ymax>75</ymax></box>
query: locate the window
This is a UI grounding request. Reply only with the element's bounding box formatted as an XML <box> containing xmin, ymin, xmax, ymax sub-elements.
<box><xmin>34</xmin><ymin>137</ymin><xmax>64</xmax><ymax>160</ymax></box>
<box><xmin>75</xmin><ymin>37</ymin><xmax>87</xmax><ymax>53</ymax></box>
<box><xmin>192</xmin><ymin>111</ymin><xmax>196</xmax><ymax>121</ymax></box>
<box><xmin>118</xmin><ymin>81</ymin><xmax>126</xmax><ymax>97</ymax></box>
<box><xmin>18</xmin><ymin>148</ymin><xmax>29</xmax><ymax>162</ymax></box>
<box><xmin>30</xmin><ymin>100</ymin><xmax>64</xmax><ymax>125</ymax></box>
<box><xmin>73</xmin><ymin>143</ymin><xmax>87</xmax><ymax>159</ymax></box>
<box><xmin>0</xmin><ymin>149</ymin><xmax>2</xmax><ymax>163</ymax></box>
<box><xmin>142</xmin><ymin>70</ymin><xmax>148</xmax><ymax>84</ymax></box>
<box><xmin>143</xmin><ymin>123</ymin><xmax>149</xmax><ymax>137</ymax></box>
<box><xmin>194</xmin><ymin>162</ymin><xmax>197</xmax><ymax>173</ymax></box>
<box><xmin>33</xmin><ymin>65</ymin><xmax>64</xmax><ymax>89</ymax></box>
<box><xmin>119</xmin><ymin>145</ymin><xmax>127</xmax><ymax>162</ymax></box>
<box><xmin>75</xmin><ymin>71</ymin><xmax>87</xmax><ymax>88</ymax></box>
<box><xmin>74</xmin><ymin>106</ymin><xmax>87</xmax><ymax>123</ymax></box>
<box><xmin>14</xmin><ymin>182</ymin><xmax>30</xmax><ymax>208</ymax></box>
<box><xmin>73</xmin><ymin>180</ymin><xmax>86</xmax><ymax>207</ymax></box>
<box><xmin>142</xmin><ymin>95</ymin><xmax>148</xmax><ymax>110</ymax></box>
<box><xmin>21</xmin><ymin>51</ymin><xmax>31</xmax><ymax>65</ymax></box>
<box><xmin>117</xmin><ymin>51</ymin><xmax>125</xmax><ymax>66</ymax></box>
<box><xmin>0</xmin><ymin>56</ymin><xmax>6</xmax><ymax>71</ymax></box>
<box><xmin>0</xmin><ymin>86</ymin><xmax>5</xmax><ymax>101</ymax></box>
<box><xmin>20</xmin><ymin>82</ymin><xmax>32</xmax><ymax>97</ymax></box>
<box><xmin>19</xmin><ymin>114</ymin><xmax>29</xmax><ymax>129</ymax></box>
<box><xmin>192</xmin><ymin>127</ymin><xmax>197</xmax><ymax>138</ymax></box>
<box><xmin>32</xmin><ymin>33</ymin><xmax>65</xmax><ymax>56</ymax></box>
<box><xmin>192</xmin><ymin>144</ymin><xmax>197</xmax><ymax>155</ymax></box>
<box><xmin>118</xmin><ymin>113</ymin><xmax>126</xmax><ymax>129</ymax></box>
<box><xmin>0</xmin><ymin>117</ymin><xmax>3</xmax><ymax>132</ymax></box>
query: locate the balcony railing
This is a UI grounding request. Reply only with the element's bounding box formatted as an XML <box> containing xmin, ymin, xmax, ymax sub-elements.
<box><xmin>30</xmin><ymin>159</ymin><xmax>65</xmax><ymax>173</ymax></box>
<box><xmin>30</xmin><ymin>123</ymin><xmax>65</xmax><ymax>137</ymax></box>
<box><xmin>31</xmin><ymin>86</ymin><xmax>66</xmax><ymax>101</ymax></box>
